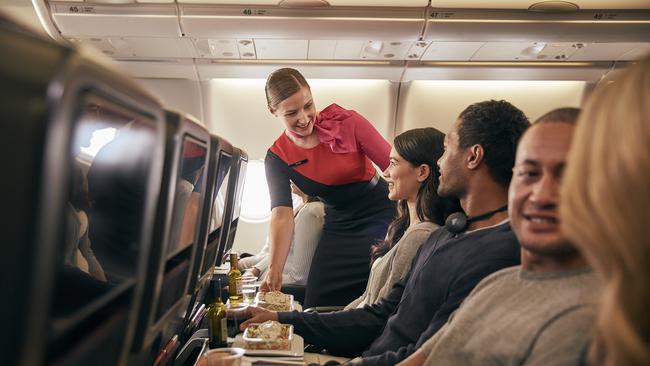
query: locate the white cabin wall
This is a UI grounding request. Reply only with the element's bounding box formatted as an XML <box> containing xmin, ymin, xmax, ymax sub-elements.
<box><xmin>203</xmin><ymin>78</ymin><xmax>398</xmax><ymax>255</ymax></box>
<box><xmin>135</xmin><ymin>79</ymin><xmax>204</xmax><ymax>122</ymax></box>
<box><xmin>396</xmin><ymin>80</ymin><xmax>587</xmax><ymax>134</ymax></box>
<box><xmin>126</xmin><ymin>77</ymin><xmax>586</xmax><ymax>259</ymax></box>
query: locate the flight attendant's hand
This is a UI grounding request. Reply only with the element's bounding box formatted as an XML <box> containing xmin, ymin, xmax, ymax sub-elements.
<box><xmin>260</xmin><ymin>270</ymin><xmax>282</xmax><ymax>292</ymax></box>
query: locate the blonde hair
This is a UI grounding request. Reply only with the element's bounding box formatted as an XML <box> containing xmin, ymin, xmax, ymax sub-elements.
<box><xmin>561</xmin><ymin>55</ymin><xmax>650</xmax><ymax>366</ymax></box>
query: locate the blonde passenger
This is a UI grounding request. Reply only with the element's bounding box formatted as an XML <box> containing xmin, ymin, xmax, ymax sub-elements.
<box><xmin>561</xmin><ymin>56</ymin><xmax>650</xmax><ymax>366</ymax></box>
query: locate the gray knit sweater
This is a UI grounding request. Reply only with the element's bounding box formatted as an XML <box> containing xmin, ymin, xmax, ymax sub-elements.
<box><xmin>345</xmin><ymin>221</ymin><xmax>438</xmax><ymax>310</ymax></box>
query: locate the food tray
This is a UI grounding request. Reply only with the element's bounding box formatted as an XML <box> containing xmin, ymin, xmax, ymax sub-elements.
<box><xmin>254</xmin><ymin>291</ymin><xmax>294</xmax><ymax>312</ymax></box>
<box><xmin>242</xmin><ymin>323</ymin><xmax>293</xmax><ymax>351</ymax></box>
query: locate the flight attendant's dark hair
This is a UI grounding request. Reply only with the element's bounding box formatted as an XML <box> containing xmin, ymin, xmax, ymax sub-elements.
<box><xmin>265</xmin><ymin>68</ymin><xmax>310</xmax><ymax>109</ymax></box>
<box><xmin>370</xmin><ymin>128</ymin><xmax>461</xmax><ymax>265</ymax></box>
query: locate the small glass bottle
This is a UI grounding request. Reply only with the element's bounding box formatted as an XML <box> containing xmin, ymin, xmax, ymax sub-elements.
<box><xmin>207</xmin><ymin>279</ymin><xmax>227</xmax><ymax>348</ymax></box>
<box><xmin>227</xmin><ymin>252</ymin><xmax>242</xmax><ymax>304</ymax></box>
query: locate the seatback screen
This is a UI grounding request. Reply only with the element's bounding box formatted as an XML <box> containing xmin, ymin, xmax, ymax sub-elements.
<box><xmin>51</xmin><ymin>96</ymin><xmax>156</xmax><ymax>333</ymax></box>
<box><xmin>201</xmin><ymin>151</ymin><xmax>231</xmax><ymax>275</ymax></box>
<box><xmin>166</xmin><ymin>136</ymin><xmax>207</xmax><ymax>259</ymax></box>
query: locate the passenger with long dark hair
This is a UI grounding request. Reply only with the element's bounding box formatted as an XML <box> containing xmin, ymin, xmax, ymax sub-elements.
<box><xmin>346</xmin><ymin>127</ymin><xmax>459</xmax><ymax>309</ymax></box>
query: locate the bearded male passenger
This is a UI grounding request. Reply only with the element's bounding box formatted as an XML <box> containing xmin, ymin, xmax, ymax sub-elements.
<box><xmin>399</xmin><ymin>108</ymin><xmax>600</xmax><ymax>366</ymax></box>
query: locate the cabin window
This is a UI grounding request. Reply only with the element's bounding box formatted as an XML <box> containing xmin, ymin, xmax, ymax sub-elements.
<box><xmin>78</xmin><ymin>127</ymin><xmax>117</xmax><ymax>160</ymax></box>
<box><xmin>240</xmin><ymin>160</ymin><xmax>271</xmax><ymax>223</ymax></box>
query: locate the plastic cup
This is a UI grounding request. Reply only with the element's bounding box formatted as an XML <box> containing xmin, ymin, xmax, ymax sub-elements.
<box><xmin>226</xmin><ymin>303</ymin><xmax>249</xmax><ymax>337</ymax></box>
<box><xmin>197</xmin><ymin>347</ymin><xmax>244</xmax><ymax>366</ymax></box>
<box><xmin>242</xmin><ymin>285</ymin><xmax>256</xmax><ymax>303</ymax></box>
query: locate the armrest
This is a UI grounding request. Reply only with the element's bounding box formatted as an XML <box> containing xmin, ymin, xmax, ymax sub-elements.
<box><xmin>303</xmin><ymin>306</ymin><xmax>345</xmax><ymax>313</ymax></box>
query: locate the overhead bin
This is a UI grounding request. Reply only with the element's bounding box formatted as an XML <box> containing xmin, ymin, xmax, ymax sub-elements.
<box><xmin>424</xmin><ymin>8</ymin><xmax>650</xmax><ymax>43</ymax></box>
<box><xmin>49</xmin><ymin>1</ymin><xmax>182</xmax><ymax>37</ymax></box>
<box><xmin>180</xmin><ymin>5</ymin><xmax>425</xmax><ymax>39</ymax></box>
<box><xmin>179</xmin><ymin>0</ymin><xmax>428</xmax><ymax>7</ymax></box>
<box><xmin>430</xmin><ymin>0</ymin><xmax>650</xmax><ymax>10</ymax></box>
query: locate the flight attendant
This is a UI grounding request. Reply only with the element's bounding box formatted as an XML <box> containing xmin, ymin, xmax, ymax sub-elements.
<box><xmin>262</xmin><ymin>68</ymin><xmax>395</xmax><ymax>307</ymax></box>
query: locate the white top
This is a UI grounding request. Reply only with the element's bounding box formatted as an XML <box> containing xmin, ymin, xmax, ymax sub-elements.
<box><xmin>239</xmin><ymin>201</ymin><xmax>325</xmax><ymax>286</ymax></box>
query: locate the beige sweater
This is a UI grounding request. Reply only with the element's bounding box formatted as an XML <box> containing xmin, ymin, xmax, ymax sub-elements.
<box><xmin>422</xmin><ymin>266</ymin><xmax>599</xmax><ymax>366</ymax></box>
<box><xmin>345</xmin><ymin>221</ymin><xmax>438</xmax><ymax>310</ymax></box>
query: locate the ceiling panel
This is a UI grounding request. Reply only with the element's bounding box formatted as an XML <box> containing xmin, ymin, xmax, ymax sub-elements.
<box><xmin>430</xmin><ymin>0</ymin><xmax>650</xmax><ymax>10</ymax></box>
<box><xmin>619</xmin><ymin>43</ymin><xmax>650</xmax><ymax>60</ymax></box>
<box><xmin>308</xmin><ymin>40</ymin><xmax>337</xmax><ymax>59</ymax></box>
<box><xmin>333</xmin><ymin>40</ymin><xmax>365</xmax><ymax>59</ymax></box>
<box><xmin>533</xmin><ymin>43</ymin><xmax>580</xmax><ymax>60</ymax></box>
<box><xmin>570</xmin><ymin>42</ymin><xmax>650</xmax><ymax>60</ymax></box>
<box><xmin>193</xmin><ymin>38</ymin><xmax>239</xmax><ymax>58</ymax></box>
<box><xmin>471</xmin><ymin>42</ymin><xmax>542</xmax><ymax>61</ymax></box>
<box><xmin>403</xmin><ymin>63</ymin><xmax>612</xmax><ymax>81</ymax></box>
<box><xmin>238</xmin><ymin>39</ymin><xmax>257</xmax><ymax>58</ymax></box>
<box><xmin>421</xmin><ymin>42</ymin><xmax>485</xmax><ymax>61</ymax></box>
<box><xmin>360</xmin><ymin>40</ymin><xmax>413</xmax><ymax>60</ymax></box>
<box><xmin>67</xmin><ymin>37</ymin><xmax>196</xmax><ymax>58</ymax></box>
<box><xmin>404</xmin><ymin>40</ymin><xmax>431</xmax><ymax>60</ymax></box>
<box><xmin>112</xmin><ymin>59</ymin><xmax>197</xmax><ymax>79</ymax></box>
<box><xmin>254</xmin><ymin>39</ymin><xmax>308</xmax><ymax>59</ymax></box>
<box><xmin>177</xmin><ymin>0</ymin><xmax>428</xmax><ymax>5</ymax></box>
<box><xmin>196</xmin><ymin>60</ymin><xmax>405</xmax><ymax>80</ymax></box>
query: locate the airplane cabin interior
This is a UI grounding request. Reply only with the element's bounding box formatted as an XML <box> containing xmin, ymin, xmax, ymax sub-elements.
<box><xmin>1</xmin><ymin>0</ymin><xmax>649</xmax><ymax>365</ymax></box>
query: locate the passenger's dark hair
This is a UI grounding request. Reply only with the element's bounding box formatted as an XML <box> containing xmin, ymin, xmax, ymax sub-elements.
<box><xmin>457</xmin><ymin>100</ymin><xmax>530</xmax><ymax>187</ymax></box>
<box><xmin>265</xmin><ymin>68</ymin><xmax>310</xmax><ymax>109</ymax></box>
<box><xmin>370</xmin><ymin>128</ymin><xmax>461</xmax><ymax>265</ymax></box>
<box><xmin>534</xmin><ymin>107</ymin><xmax>580</xmax><ymax>125</ymax></box>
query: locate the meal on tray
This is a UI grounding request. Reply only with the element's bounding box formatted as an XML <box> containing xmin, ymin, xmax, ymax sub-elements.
<box><xmin>255</xmin><ymin>291</ymin><xmax>293</xmax><ymax>311</ymax></box>
<box><xmin>242</xmin><ymin>321</ymin><xmax>293</xmax><ymax>350</ymax></box>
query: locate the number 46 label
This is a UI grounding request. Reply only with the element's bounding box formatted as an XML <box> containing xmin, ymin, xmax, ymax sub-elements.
<box><xmin>241</xmin><ymin>9</ymin><xmax>269</xmax><ymax>16</ymax></box>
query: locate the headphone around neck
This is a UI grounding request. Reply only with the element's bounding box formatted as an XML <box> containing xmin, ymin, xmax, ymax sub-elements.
<box><xmin>445</xmin><ymin>205</ymin><xmax>508</xmax><ymax>235</ymax></box>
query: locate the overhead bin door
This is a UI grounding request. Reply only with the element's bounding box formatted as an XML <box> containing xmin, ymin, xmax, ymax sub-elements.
<box><xmin>423</xmin><ymin>8</ymin><xmax>650</xmax><ymax>43</ymax></box>
<box><xmin>430</xmin><ymin>0</ymin><xmax>650</xmax><ymax>10</ymax></box>
<box><xmin>178</xmin><ymin>0</ymin><xmax>428</xmax><ymax>6</ymax></box>
<box><xmin>180</xmin><ymin>5</ymin><xmax>425</xmax><ymax>39</ymax></box>
<box><xmin>49</xmin><ymin>2</ymin><xmax>182</xmax><ymax>37</ymax></box>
